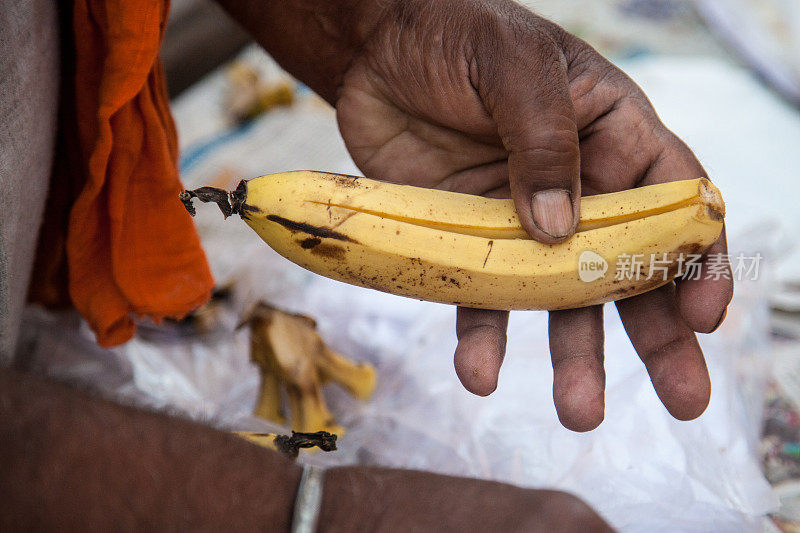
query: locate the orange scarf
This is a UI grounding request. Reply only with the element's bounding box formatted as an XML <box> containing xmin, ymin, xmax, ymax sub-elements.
<box><xmin>31</xmin><ymin>0</ymin><xmax>214</xmax><ymax>346</ymax></box>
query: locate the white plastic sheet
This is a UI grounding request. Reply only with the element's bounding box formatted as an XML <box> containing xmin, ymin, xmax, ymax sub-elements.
<box><xmin>17</xmin><ymin>226</ymin><xmax>778</xmax><ymax>530</ymax></box>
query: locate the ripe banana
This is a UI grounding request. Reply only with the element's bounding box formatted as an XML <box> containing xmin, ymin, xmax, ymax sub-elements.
<box><xmin>181</xmin><ymin>172</ymin><xmax>724</xmax><ymax>310</ymax></box>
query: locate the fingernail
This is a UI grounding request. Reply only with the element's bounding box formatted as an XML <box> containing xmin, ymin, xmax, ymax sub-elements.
<box><xmin>531</xmin><ymin>189</ymin><xmax>574</xmax><ymax>238</ymax></box>
<box><xmin>710</xmin><ymin>308</ymin><xmax>728</xmax><ymax>333</ymax></box>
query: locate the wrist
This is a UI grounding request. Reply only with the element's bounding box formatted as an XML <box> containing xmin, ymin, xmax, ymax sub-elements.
<box><xmin>316</xmin><ymin>466</ymin><xmax>384</xmax><ymax>531</ymax></box>
<box><xmin>315</xmin><ymin>0</ymin><xmax>396</xmax><ymax>98</ymax></box>
<box><xmin>216</xmin><ymin>0</ymin><xmax>396</xmax><ymax>104</ymax></box>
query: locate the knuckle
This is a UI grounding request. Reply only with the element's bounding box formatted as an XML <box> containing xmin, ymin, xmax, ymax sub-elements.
<box><xmin>567</xmin><ymin>46</ymin><xmax>608</xmax><ymax>86</ymax></box>
<box><xmin>508</xmin><ymin>128</ymin><xmax>580</xmax><ymax>170</ymax></box>
<box><xmin>605</xmin><ymin>95</ymin><xmax>668</xmax><ymax>161</ymax></box>
<box><xmin>474</xmin><ymin>2</ymin><xmax>565</xmax><ymax>71</ymax></box>
<box><xmin>567</xmin><ymin>51</ymin><xmax>624</xmax><ymax>108</ymax></box>
<box><xmin>641</xmin><ymin>333</ymin><xmax>693</xmax><ymax>365</ymax></box>
<box><xmin>551</xmin><ymin>349</ymin><xmax>598</xmax><ymax>372</ymax></box>
<box><xmin>662</xmin><ymin>134</ymin><xmax>705</xmax><ymax>173</ymax></box>
<box><xmin>617</xmin><ymin>96</ymin><xmax>658</xmax><ymax>134</ymax></box>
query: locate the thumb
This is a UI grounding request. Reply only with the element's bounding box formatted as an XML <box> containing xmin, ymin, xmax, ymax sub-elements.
<box><xmin>478</xmin><ymin>39</ymin><xmax>580</xmax><ymax>243</ymax></box>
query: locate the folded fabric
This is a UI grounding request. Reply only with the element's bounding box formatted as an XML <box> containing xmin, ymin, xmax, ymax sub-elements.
<box><xmin>30</xmin><ymin>0</ymin><xmax>214</xmax><ymax>346</ymax></box>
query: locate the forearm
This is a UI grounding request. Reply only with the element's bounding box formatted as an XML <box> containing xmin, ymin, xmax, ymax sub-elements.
<box><xmin>0</xmin><ymin>366</ymin><xmax>301</xmax><ymax>530</ymax></box>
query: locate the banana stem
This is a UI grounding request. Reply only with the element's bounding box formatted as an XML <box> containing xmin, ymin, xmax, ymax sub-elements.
<box><xmin>275</xmin><ymin>430</ymin><xmax>337</xmax><ymax>458</ymax></box>
<box><xmin>237</xmin><ymin>430</ymin><xmax>338</xmax><ymax>459</ymax></box>
<box><xmin>180</xmin><ymin>180</ymin><xmax>247</xmax><ymax>218</ymax></box>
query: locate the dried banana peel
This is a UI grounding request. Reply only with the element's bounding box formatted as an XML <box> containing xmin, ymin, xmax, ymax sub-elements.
<box><xmin>225</xmin><ymin>63</ymin><xmax>294</xmax><ymax>123</ymax></box>
<box><xmin>244</xmin><ymin>303</ymin><xmax>376</xmax><ymax>435</ymax></box>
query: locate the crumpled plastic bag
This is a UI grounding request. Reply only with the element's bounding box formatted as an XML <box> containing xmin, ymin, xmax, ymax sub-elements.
<box><xmin>16</xmin><ymin>223</ymin><xmax>778</xmax><ymax>531</ymax></box>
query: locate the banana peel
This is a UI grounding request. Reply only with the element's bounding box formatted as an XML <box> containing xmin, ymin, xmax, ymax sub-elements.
<box><xmin>242</xmin><ymin>302</ymin><xmax>376</xmax><ymax>435</ymax></box>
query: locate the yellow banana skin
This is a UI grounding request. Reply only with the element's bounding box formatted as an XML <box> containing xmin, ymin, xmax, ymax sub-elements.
<box><xmin>186</xmin><ymin>172</ymin><xmax>725</xmax><ymax>311</ymax></box>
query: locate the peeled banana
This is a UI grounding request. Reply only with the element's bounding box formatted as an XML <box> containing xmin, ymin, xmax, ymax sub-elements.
<box><xmin>181</xmin><ymin>171</ymin><xmax>724</xmax><ymax>310</ymax></box>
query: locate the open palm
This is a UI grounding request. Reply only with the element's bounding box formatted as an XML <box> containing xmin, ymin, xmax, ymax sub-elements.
<box><xmin>335</xmin><ymin>0</ymin><xmax>732</xmax><ymax>431</ymax></box>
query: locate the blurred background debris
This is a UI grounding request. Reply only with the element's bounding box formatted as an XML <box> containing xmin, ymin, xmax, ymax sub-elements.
<box><xmin>224</xmin><ymin>64</ymin><xmax>294</xmax><ymax>124</ymax></box>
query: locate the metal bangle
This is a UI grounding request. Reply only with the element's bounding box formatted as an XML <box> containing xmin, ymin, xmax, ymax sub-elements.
<box><xmin>291</xmin><ymin>465</ymin><xmax>326</xmax><ymax>533</ymax></box>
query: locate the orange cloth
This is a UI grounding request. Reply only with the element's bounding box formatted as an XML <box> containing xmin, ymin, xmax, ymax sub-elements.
<box><xmin>33</xmin><ymin>0</ymin><xmax>214</xmax><ymax>346</ymax></box>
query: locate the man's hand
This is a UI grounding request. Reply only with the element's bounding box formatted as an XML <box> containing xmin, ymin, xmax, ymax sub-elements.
<box><xmin>220</xmin><ymin>0</ymin><xmax>733</xmax><ymax>431</ymax></box>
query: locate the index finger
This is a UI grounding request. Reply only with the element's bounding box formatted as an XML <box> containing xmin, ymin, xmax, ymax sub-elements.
<box><xmin>564</xmin><ymin>42</ymin><xmax>733</xmax><ymax>332</ymax></box>
<box><xmin>637</xmin><ymin>136</ymin><xmax>733</xmax><ymax>333</ymax></box>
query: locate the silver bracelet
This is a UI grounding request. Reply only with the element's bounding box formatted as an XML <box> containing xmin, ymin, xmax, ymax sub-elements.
<box><xmin>291</xmin><ymin>465</ymin><xmax>326</xmax><ymax>533</ymax></box>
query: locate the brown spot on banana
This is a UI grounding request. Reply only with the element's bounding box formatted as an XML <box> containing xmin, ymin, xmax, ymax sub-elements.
<box><xmin>329</xmin><ymin>173</ymin><xmax>362</xmax><ymax>188</ymax></box>
<box><xmin>672</xmin><ymin>242</ymin><xmax>704</xmax><ymax>257</ymax></box>
<box><xmin>483</xmin><ymin>240</ymin><xmax>494</xmax><ymax>268</ymax></box>
<box><xmin>267</xmin><ymin>215</ymin><xmax>358</xmax><ymax>243</ymax></box>
<box><xmin>309</xmin><ymin>243</ymin><xmax>347</xmax><ymax>261</ymax></box>
<box><xmin>300</xmin><ymin>238</ymin><xmax>322</xmax><ymax>249</ymax></box>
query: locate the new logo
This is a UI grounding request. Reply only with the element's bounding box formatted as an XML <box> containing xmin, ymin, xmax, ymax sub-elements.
<box><xmin>578</xmin><ymin>250</ymin><xmax>608</xmax><ymax>283</ymax></box>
